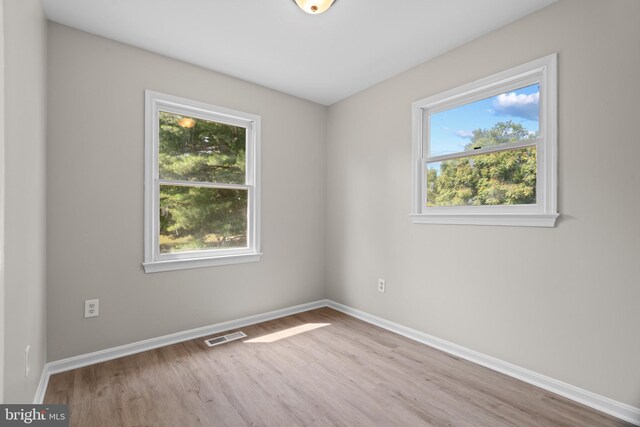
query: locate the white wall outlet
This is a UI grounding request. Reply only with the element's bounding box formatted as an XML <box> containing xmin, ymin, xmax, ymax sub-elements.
<box><xmin>378</xmin><ymin>278</ymin><xmax>386</xmax><ymax>293</ymax></box>
<box><xmin>85</xmin><ymin>299</ymin><xmax>99</xmax><ymax>318</ymax></box>
<box><xmin>25</xmin><ymin>345</ymin><xmax>30</xmax><ymax>378</ymax></box>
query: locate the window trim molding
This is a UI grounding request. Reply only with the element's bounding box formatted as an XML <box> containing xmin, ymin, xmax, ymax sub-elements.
<box><xmin>143</xmin><ymin>90</ymin><xmax>261</xmax><ymax>273</ymax></box>
<box><xmin>411</xmin><ymin>54</ymin><xmax>558</xmax><ymax>227</ymax></box>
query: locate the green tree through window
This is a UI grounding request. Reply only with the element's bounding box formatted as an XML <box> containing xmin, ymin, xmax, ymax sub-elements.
<box><xmin>158</xmin><ymin>112</ymin><xmax>248</xmax><ymax>253</ymax></box>
<box><xmin>427</xmin><ymin>121</ymin><xmax>537</xmax><ymax>207</ymax></box>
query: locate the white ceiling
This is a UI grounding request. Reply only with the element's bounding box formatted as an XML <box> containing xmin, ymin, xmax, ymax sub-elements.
<box><xmin>42</xmin><ymin>0</ymin><xmax>557</xmax><ymax>105</ymax></box>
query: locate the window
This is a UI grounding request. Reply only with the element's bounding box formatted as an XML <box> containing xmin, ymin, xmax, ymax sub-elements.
<box><xmin>411</xmin><ymin>54</ymin><xmax>558</xmax><ymax>227</ymax></box>
<box><xmin>144</xmin><ymin>91</ymin><xmax>261</xmax><ymax>272</ymax></box>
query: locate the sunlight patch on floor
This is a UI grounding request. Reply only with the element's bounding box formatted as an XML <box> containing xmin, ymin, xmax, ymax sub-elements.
<box><xmin>244</xmin><ymin>323</ymin><xmax>330</xmax><ymax>343</ymax></box>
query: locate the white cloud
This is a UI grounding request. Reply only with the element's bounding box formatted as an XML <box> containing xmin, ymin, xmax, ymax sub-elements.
<box><xmin>455</xmin><ymin>130</ymin><xmax>473</xmax><ymax>139</ymax></box>
<box><xmin>492</xmin><ymin>91</ymin><xmax>539</xmax><ymax>121</ymax></box>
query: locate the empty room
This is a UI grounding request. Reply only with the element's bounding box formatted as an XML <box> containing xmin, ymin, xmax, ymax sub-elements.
<box><xmin>1</xmin><ymin>0</ymin><xmax>639</xmax><ymax>425</ymax></box>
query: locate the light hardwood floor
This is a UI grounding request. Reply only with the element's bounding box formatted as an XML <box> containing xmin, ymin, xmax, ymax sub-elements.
<box><xmin>44</xmin><ymin>308</ymin><xmax>631</xmax><ymax>426</ymax></box>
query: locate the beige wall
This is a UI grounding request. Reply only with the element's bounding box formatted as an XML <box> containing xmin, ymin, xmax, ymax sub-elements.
<box><xmin>46</xmin><ymin>23</ymin><xmax>326</xmax><ymax>361</ymax></box>
<box><xmin>0</xmin><ymin>0</ymin><xmax>5</xmax><ymax>403</ymax></box>
<box><xmin>3</xmin><ymin>0</ymin><xmax>47</xmax><ymax>403</ymax></box>
<box><xmin>326</xmin><ymin>0</ymin><xmax>640</xmax><ymax>407</ymax></box>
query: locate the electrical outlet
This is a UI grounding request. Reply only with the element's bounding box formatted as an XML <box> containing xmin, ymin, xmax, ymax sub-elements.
<box><xmin>85</xmin><ymin>299</ymin><xmax>99</xmax><ymax>318</ymax></box>
<box><xmin>25</xmin><ymin>345</ymin><xmax>30</xmax><ymax>378</ymax></box>
<box><xmin>378</xmin><ymin>278</ymin><xmax>386</xmax><ymax>293</ymax></box>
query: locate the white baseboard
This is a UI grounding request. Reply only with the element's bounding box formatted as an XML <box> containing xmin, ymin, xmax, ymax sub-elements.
<box><xmin>34</xmin><ymin>299</ymin><xmax>329</xmax><ymax>403</ymax></box>
<box><xmin>33</xmin><ymin>364</ymin><xmax>50</xmax><ymax>404</ymax></box>
<box><xmin>326</xmin><ymin>301</ymin><xmax>640</xmax><ymax>426</ymax></box>
<box><xmin>35</xmin><ymin>298</ymin><xmax>640</xmax><ymax>426</ymax></box>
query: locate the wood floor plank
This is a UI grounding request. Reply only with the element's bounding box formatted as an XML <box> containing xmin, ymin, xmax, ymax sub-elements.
<box><xmin>44</xmin><ymin>307</ymin><xmax>631</xmax><ymax>426</ymax></box>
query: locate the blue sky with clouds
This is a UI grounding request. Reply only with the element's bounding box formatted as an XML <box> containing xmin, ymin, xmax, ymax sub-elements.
<box><xmin>429</xmin><ymin>83</ymin><xmax>540</xmax><ymax>157</ymax></box>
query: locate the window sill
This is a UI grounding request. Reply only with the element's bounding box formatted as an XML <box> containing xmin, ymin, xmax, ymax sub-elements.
<box><xmin>143</xmin><ymin>252</ymin><xmax>262</xmax><ymax>273</ymax></box>
<box><xmin>410</xmin><ymin>213</ymin><xmax>559</xmax><ymax>227</ymax></box>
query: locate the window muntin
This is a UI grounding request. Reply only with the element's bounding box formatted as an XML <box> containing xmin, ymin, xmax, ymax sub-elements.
<box><xmin>144</xmin><ymin>91</ymin><xmax>261</xmax><ymax>272</ymax></box>
<box><xmin>411</xmin><ymin>54</ymin><xmax>558</xmax><ymax>227</ymax></box>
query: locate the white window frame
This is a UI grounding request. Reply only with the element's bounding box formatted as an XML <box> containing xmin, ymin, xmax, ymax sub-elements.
<box><xmin>143</xmin><ymin>91</ymin><xmax>261</xmax><ymax>273</ymax></box>
<box><xmin>411</xmin><ymin>54</ymin><xmax>558</xmax><ymax>227</ymax></box>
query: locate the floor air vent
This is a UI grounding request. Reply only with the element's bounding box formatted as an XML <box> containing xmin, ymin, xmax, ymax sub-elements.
<box><xmin>204</xmin><ymin>331</ymin><xmax>247</xmax><ymax>347</ymax></box>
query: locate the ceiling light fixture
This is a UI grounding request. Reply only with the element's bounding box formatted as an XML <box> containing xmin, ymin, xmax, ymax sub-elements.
<box><xmin>177</xmin><ymin>117</ymin><xmax>196</xmax><ymax>128</ymax></box>
<box><xmin>293</xmin><ymin>0</ymin><xmax>336</xmax><ymax>15</ymax></box>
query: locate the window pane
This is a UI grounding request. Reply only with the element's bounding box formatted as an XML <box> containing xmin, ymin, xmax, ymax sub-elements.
<box><xmin>429</xmin><ymin>84</ymin><xmax>539</xmax><ymax>157</ymax></box>
<box><xmin>159</xmin><ymin>111</ymin><xmax>246</xmax><ymax>184</ymax></box>
<box><xmin>426</xmin><ymin>146</ymin><xmax>536</xmax><ymax>207</ymax></box>
<box><xmin>159</xmin><ymin>185</ymin><xmax>247</xmax><ymax>254</ymax></box>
